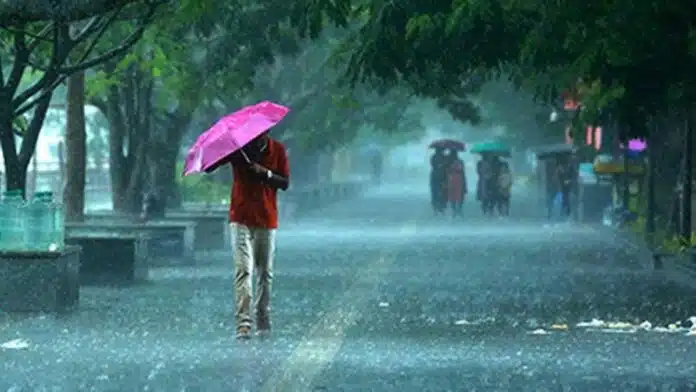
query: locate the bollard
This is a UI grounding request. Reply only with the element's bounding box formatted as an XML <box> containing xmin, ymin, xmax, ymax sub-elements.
<box><xmin>652</xmin><ymin>252</ymin><xmax>663</xmax><ymax>270</ymax></box>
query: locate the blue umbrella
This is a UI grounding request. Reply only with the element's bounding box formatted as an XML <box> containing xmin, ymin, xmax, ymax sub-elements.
<box><xmin>470</xmin><ymin>141</ymin><xmax>510</xmax><ymax>156</ymax></box>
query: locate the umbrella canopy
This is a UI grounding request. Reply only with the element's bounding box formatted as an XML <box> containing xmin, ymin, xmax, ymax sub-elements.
<box><xmin>470</xmin><ymin>141</ymin><xmax>510</xmax><ymax>156</ymax></box>
<box><xmin>534</xmin><ymin>143</ymin><xmax>576</xmax><ymax>160</ymax></box>
<box><xmin>429</xmin><ymin>139</ymin><xmax>466</xmax><ymax>151</ymax></box>
<box><xmin>183</xmin><ymin>101</ymin><xmax>289</xmax><ymax>175</ymax></box>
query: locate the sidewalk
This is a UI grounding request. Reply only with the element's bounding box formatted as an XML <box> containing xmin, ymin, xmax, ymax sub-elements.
<box><xmin>587</xmin><ymin>223</ymin><xmax>696</xmax><ymax>289</ymax></box>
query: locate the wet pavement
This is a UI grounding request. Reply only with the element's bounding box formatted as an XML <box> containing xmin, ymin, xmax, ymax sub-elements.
<box><xmin>2</xmin><ymin>182</ymin><xmax>696</xmax><ymax>391</ymax></box>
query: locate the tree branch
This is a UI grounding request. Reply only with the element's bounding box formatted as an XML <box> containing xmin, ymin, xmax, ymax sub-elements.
<box><xmin>57</xmin><ymin>4</ymin><xmax>157</xmax><ymax>74</ymax></box>
<box><xmin>69</xmin><ymin>16</ymin><xmax>102</xmax><ymax>43</ymax></box>
<box><xmin>26</xmin><ymin>22</ymin><xmax>54</xmax><ymax>52</ymax></box>
<box><xmin>18</xmin><ymin>92</ymin><xmax>52</xmax><ymax>166</ymax></box>
<box><xmin>1</xmin><ymin>25</ymin><xmax>49</xmax><ymax>41</ymax></box>
<box><xmin>0</xmin><ymin>0</ymin><xmax>149</xmax><ymax>25</ymax></box>
<box><xmin>5</xmin><ymin>30</ymin><xmax>29</xmax><ymax>95</ymax></box>
<box><xmin>13</xmin><ymin>2</ymin><xmax>158</xmax><ymax>116</ymax></box>
<box><xmin>14</xmin><ymin>75</ymin><xmax>64</xmax><ymax>117</ymax></box>
<box><xmin>11</xmin><ymin>24</ymin><xmax>67</xmax><ymax>109</ymax></box>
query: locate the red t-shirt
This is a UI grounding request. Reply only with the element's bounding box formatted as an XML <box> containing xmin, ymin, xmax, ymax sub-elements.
<box><xmin>228</xmin><ymin>138</ymin><xmax>289</xmax><ymax>229</ymax></box>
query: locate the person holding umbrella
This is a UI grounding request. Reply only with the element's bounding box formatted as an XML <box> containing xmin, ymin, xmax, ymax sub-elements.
<box><xmin>496</xmin><ymin>161</ymin><xmax>512</xmax><ymax>216</ymax></box>
<box><xmin>429</xmin><ymin>139</ymin><xmax>466</xmax><ymax>214</ymax></box>
<box><xmin>184</xmin><ymin>101</ymin><xmax>290</xmax><ymax>340</ymax></box>
<box><xmin>429</xmin><ymin>146</ymin><xmax>448</xmax><ymax>214</ymax></box>
<box><xmin>445</xmin><ymin>148</ymin><xmax>467</xmax><ymax>216</ymax></box>
<box><xmin>470</xmin><ymin>142</ymin><xmax>511</xmax><ymax>216</ymax></box>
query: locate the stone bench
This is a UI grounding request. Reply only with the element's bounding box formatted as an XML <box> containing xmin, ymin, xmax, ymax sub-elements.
<box><xmin>67</xmin><ymin>221</ymin><xmax>196</xmax><ymax>267</ymax></box>
<box><xmin>65</xmin><ymin>231</ymin><xmax>149</xmax><ymax>285</ymax></box>
<box><xmin>0</xmin><ymin>246</ymin><xmax>80</xmax><ymax>313</ymax></box>
<box><xmin>165</xmin><ymin>210</ymin><xmax>229</xmax><ymax>251</ymax></box>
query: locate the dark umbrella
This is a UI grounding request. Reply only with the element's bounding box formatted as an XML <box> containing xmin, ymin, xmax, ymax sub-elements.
<box><xmin>429</xmin><ymin>139</ymin><xmax>466</xmax><ymax>151</ymax></box>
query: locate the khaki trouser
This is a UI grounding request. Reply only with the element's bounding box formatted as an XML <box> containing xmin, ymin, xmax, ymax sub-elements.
<box><xmin>231</xmin><ymin>223</ymin><xmax>276</xmax><ymax>330</ymax></box>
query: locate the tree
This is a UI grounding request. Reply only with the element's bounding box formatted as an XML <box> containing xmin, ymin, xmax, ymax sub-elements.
<box><xmin>0</xmin><ymin>1</ymin><xmax>159</xmax><ymax>195</ymax></box>
<box><xmin>325</xmin><ymin>0</ymin><xmax>696</xmax><ymax>139</ymax></box>
<box><xmin>87</xmin><ymin>0</ymin><xmax>317</xmax><ymax>212</ymax></box>
<box><xmin>320</xmin><ymin>1</ymin><xmax>525</xmax><ymax>124</ymax></box>
<box><xmin>229</xmin><ymin>29</ymin><xmax>427</xmax><ymax>183</ymax></box>
<box><xmin>64</xmin><ymin>71</ymin><xmax>86</xmax><ymax>221</ymax></box>
<box><xmin>0</xmin><ymin>0</ymin><xmax>156</xmax><ymax>24</ymax></box>
<box><xmin>473</xmin><ymin>80</ymin><xmax>561</xmax><ymax>146</ymax></box>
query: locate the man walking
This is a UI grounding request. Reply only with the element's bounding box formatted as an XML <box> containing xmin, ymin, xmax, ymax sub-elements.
<box><xmin>206</xmin><ymin>131</ymin><xmax>290</xmax><ymax>340</ymax></box>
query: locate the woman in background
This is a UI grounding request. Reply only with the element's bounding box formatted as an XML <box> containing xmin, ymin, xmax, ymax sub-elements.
<box><xmin>430</xmin><ymin>147</ymin><xmax>448</xmax><ymax>214</ymax></box>
<box><xmin>446</xmin><ymin>149</ymin><xmax>467</xmax><ymax>216</ymax></box>
<box><xmin>497</xmin><ymin>161</ymin><xmax>512</xmax><ymax>216</ymax></box>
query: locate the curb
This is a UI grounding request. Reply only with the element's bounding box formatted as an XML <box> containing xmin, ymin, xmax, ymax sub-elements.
<box><xmin>590</xmin><ymin>224</ymin><xmax>696</xmax><ymax>288</ymax></box>
<box><xmin>653</xmin><ymin>252</ymin><xmax>696</xmax><ymax>287</ymax></box>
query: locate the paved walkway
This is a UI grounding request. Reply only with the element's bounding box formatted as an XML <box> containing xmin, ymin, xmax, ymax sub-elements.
<box><xmin>2</xmin><ymin>182</ymin><xmax>696</xmax><ymax>391</ymax></box>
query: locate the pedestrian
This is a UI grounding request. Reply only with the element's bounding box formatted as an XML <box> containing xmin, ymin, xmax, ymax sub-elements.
<box><xmin>430</xmin><ymin>147</ymin><xmax>448</xmax><ymax>214</ymax></box>
<box><xmin>555</xmin><ymin>157</ymin><xmax>574</xmax><ymax>219</ymax></box>
<box><xmin>446</xmin><ymin>149</ymin><xmax>467</xmax><ymax>216</ymax></box>
<box><xmin>477</xmin><ymin>154</ymin><xmax>501</xmax><ymax>215</ymax></box>
<box><xmin>205</xmin><ymin>131</ymin><xmax>290</xmax><ymax>340</ymax></box>
<box><xmin>497</xmin><ymin>161</ymin><xmax>512</xmax><ymax>216</ymax></box>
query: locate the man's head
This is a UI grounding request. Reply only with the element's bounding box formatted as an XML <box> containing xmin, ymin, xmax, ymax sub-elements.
<box><xmin>434</xmin><ymin>147</ymin><xmax>444</xmax><ymax>155</ymax></box>
<box><xmin>250</xmin><ymin>132</ymin><xmax>270</xmax><ymax>150</ymax></box>
<box><xmin>247</xmin><ymin>131</ymin><xmax>269</xmax><ymax>154</ymax></box>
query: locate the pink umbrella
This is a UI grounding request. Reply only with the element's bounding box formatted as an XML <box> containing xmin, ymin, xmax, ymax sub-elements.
<box><xmin>183</xmin><ymin>101</ymin><xmax>290</xmax><ymax>175</ymax></box>
<box><xmin>628</xmin><ymin>138</ymin><xmax>647</xmax><ymax>151</ymax></box>
<box><xmin>619</xmin><ymin>138</ymin><xmax>647</xmax><ymax>152</ymax></box>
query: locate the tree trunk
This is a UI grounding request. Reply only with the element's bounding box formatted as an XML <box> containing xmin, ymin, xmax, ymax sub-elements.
<box><xmin>101</xmin><ymin>85</ymin><xmax>128</xmax><ymax>211</ymax></box>
<box><xmin>681</xmin><ymin>113</ymin><xmax>693</xmax><ymax>245</ymax></box>
<box><xmin>149</xmin><ymin>142</ymin><xmax>182</xmax><ymax>209</ymax></box>
<box><xmin>149</xmin><ymin>112</ymin><xmax>191</xmax><ymax>210</ymax></box>
<box><xmin>0</xmin><ymin>93</ymin><xmax>51</xmax><ymax>197</ymax></box>
<box><xmin>0</xmin><ymin>99</ymin><xmax>23</xmax><ymax>195</ymax></box>
<box><xmin>64</xmin><ymin>71</ymin><xmax>87</xmax><ymax>222</ymax></box>
<box><xmin>3</xmin><ymin>157</ymin><xmax>27</xmax><ymax>195</ymax></box>
<box><xmin>94</xmin><ymin>64</ymin><xmax>153</xmax><ymax>214</ymax></box>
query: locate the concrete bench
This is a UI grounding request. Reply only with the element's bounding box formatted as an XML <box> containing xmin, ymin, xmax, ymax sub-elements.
<box><xmin>0</xmin><ymin>246</ymin><xmax>80</xmax><ymax>313</ymax></box>
<box><xmin>165</xmin><ymin>211</ymin><xmax>229</xmax><ymax>251</ymax></box>
<box><xmin>67</xmin><ymin>221</ymin><xmax>196</xmax><ymax>267</ymax></box>
<box><xmin>66</xmin><ymin>231</ymin><xmax>149</xmax><ymax>285</ymax></box>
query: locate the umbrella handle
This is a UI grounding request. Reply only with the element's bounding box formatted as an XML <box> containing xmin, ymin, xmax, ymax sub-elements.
<box><xmin>240</xmin><ymin>149</ymin><xmax>252</xmax><ymax>164</ymax></box>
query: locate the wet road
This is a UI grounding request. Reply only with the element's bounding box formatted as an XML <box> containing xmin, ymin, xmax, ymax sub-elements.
<box><xmin>2</xmin><ymin>182</ymin><xmax>696</xmax><ymax>391</ymax></box>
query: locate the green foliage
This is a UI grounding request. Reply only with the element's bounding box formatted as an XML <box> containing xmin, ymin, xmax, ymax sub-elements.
<box><xmin>176</xmin><ymin>163</ymin><xmax>229</xmax><ymax>204</ymax></box>
<box><xmin>309</xmin><ymin>0</ymin><xmax>696</xmax><ymax>140</ymax></box>
<box><xmin>226</xmin><ymin>29</ymin><xmax>428</xmax><ymax>153</ymax></box>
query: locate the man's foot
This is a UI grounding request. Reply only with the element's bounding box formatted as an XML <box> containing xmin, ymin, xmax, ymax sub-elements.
<box><xmin>236</xmin><ymin>326</ymin><xmax>252</xmax><ymax>340</ymax></box>
<box><xmin>256</xmin><ymin>328</ymin><xmax>271</xmax><ymax>338</ymax></box>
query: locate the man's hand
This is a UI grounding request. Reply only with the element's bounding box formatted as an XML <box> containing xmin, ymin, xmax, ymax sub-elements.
<box><xmin>250</xmin><ymin>163</ymin><xmax>268</xmax><ymax>174</ymax></box>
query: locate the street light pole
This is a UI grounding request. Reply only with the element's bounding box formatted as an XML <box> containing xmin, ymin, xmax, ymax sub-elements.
<box><xmin>681</xmin><ymin>114</ymin><xmax>693</xmax><ymax>246</ymax></box>
<box><xmin>646</xmin><ymin>120</ymin><xmax>656</xmax><ymax>247</ymax></box>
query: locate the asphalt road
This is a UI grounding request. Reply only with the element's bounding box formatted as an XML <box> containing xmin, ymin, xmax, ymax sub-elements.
<box><xmin>2</xmin><ymin>181</ymin><xmax>696</xmax><ymax>391</ymax></box>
